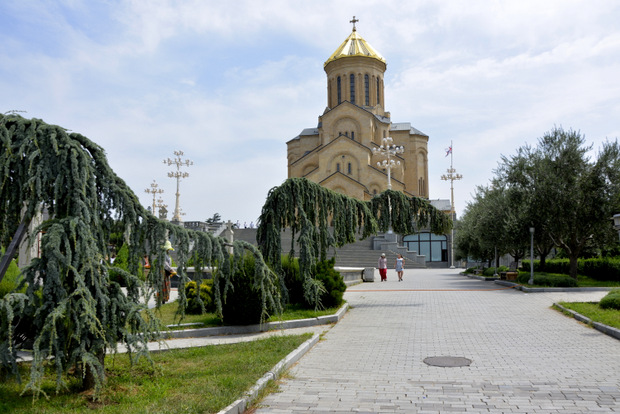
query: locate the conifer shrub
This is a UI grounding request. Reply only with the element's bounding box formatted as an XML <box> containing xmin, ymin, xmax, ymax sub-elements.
<box><xmin>281</xmin><ymin>254</ymin><xmax>304</xmax><ymax>305</ymax></box>
<box><xmin>184</xmin><ymin>280</ymin><xmax>215</xmax><ymax>314</ymax></box>
<box><xmin>305</xmin><ymin>258</ymin><xmax>346</xmax><ymax>309</ymax></box>
<box><xmin>599</xmin><ymin>289</ymin><xmax>620</xmax><ymax>310</ymax></box>
<box><xmin>221</xmin><ymin>253</ymin><xmax>264</xmax><ymax>325</ymax></box>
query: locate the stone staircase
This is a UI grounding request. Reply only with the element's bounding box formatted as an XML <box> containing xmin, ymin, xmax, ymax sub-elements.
<box><xmin>232</xmin><ymin>228</ymin><xmax>426</xmax><ymax>269</ymax></box>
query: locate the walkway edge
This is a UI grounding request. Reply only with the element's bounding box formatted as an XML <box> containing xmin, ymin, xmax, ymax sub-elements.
<box><xmin>163</xmin><ymin>302</ymin><xmax>349</xmax><ymax>339</ymax></box>
<box><xmin>553</xmin><ymin>302</ymin><xmax>620</xmax><ymax>341</ymax></box>
<box><xmin>217</xmin><ymin>332</ymin><xmax>321</xmax><ymax>414</ymax></box>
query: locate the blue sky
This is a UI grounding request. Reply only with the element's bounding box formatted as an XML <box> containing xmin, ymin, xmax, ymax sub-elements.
<box><xmin>2</xmin><ymin>0</ymin><xmax>619</xmax><ymax>225</ymax></box>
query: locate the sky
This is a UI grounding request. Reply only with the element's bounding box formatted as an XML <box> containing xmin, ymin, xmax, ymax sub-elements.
<box><xmin>1</xmin><ymin>0</ymin><xmax>619</xmax><ymax>226</ymax></box>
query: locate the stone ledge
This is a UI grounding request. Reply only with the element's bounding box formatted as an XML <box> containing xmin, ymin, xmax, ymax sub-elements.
<box><xmin>217</xmin><ymin>333</ymin><xmax>321</xmax><ymax>414</ymax></box>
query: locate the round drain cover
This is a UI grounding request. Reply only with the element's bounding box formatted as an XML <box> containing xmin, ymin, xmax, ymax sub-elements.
<box><xmin>423</xmin><ymin>356</ymin><xmax>472</xmax><ymax>367</ymax></box>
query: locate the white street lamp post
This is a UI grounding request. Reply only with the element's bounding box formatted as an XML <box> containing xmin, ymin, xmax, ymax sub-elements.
<box><xmin>529</xmin><ymin>227</ymin><xmax>535</xmax><ymax>285</ymax></box>
<box><xmin>144</xmin><ymin>180</ymin><xmax>164</xmax><ymax>216</ymax></box>
<box><xmin>163</xmin><ymin>150</ymin><xmax>193</xmax><ymax>223</ymax></box>
<box><xmin>372</xmin><ymin>137</ymin><xmax>404</xmax><ymax>190</ymax></box>
<box><xmin>440</xmin><ymin>140</ymin><xmax>462</xmax><ymax>269</ymax></box>
<box><xmin>614</xmin><ymin>214</ymin><xmax>620</xmax><ymax>242</ymax></box>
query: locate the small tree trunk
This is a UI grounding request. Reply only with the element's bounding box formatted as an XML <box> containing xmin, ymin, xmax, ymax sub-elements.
<box><xmin>81</xmin><ymin>350</ymin><xmax>105</xmax><ymax>391</ymax></box>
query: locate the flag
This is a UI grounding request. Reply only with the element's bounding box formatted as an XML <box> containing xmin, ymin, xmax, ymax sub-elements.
<box><xmin>445</xmin><ymin>146</ymin><xmax>452</xmax><ymax>157</ymax></box>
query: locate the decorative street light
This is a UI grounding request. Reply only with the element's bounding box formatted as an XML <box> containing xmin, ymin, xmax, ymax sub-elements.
<box><xmin>144</xmin><ymin>180</ymin><xmax>164</xmax><ymax>217</ymax></box>
<box><xmin>613</xmin><ymin>214</ymin><xmax>620</xmax><ymax>242</ymax></box>
<box><xmin>163</xmin><ymin>150</ymin><xmax>193</xmax><ymax>223</ymax></box>
<box><xmin>529</xmin><ymin>227</ymin><xmax>535</xmax><ymax>285</ymax></box>
<box><xmin>372</xmin><ymin>137</ymin><xmax>404</xmax><ymax>190</ymax></box>
<box><xmin>440</xmin><ymin>140</ymin><xmax>462</xmax><ymax>269</ymax></box>
<box><xmin>156</xmin><ymin>196</ymin><xmax>168</xmax><ymax>220</ymax></box>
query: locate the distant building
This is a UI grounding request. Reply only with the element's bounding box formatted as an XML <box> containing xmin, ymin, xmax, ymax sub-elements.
<box><xmin>287</xmin><ymin>22</ymin><xmax>429</xmax><ymax>200</ymax></box>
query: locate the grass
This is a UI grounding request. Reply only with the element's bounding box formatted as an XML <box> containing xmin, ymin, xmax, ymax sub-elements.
<box><xmin>574</xmin><ymin>275</ymin><xmax>620</xmax><ymax>288</ymax></box>
<box><xmin>151</xmin><ymin>301</ymin><xmax>343</xmax><ymax>330</ymax></box>
<box><xmin>556</xmin><ymin>301</ymin><xmax>620</xmax><ymax>329</ymax></box>
<box><xmin>0</xmin><ymin>333</ymin><xmax>312</xmax><ymax>414</ymax></box>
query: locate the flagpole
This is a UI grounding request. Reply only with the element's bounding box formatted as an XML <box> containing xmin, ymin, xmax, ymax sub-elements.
<box><xmin>441</xmin><ymin>140</ymin><xmax>462</xmax><ymax>268</ymax></box>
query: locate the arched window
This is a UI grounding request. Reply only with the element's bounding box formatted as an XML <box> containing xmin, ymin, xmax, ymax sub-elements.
<box><xmin>403</xmin><ymin>233</ymin><xmax>448</xmax><ymax>262</ymax></box>
<box><xmin>348</xmin><ymin>163</ymin><xmax>352</xmax><ymax>174</ymax></box>
<box><xmin>349</xmin><ymin>74</ymin><xmax>355</xmax><ymax>104</ymax></box>
<box><xmin>376</xmin><ymin>77</ymin><xmax>381</xmax><ymax>105</ymax></box>
<box><xmin>336</xmin><ymin>163</ymin><xmax>340</xmax><ymax>172</ymax></box>
<box><xmin>364</xmin><ymin>74</ymin><xmax>369</xmax><ymax>106</ymax></box>
<box><xmin>337</xmin><ymin>76</ymin><xmax>342</xmax><ymax>104</ymax></box>
<box><xmin>351</xmin><ymin>131</ymin><xmax>355</xmax><ymax>140</ymax></box>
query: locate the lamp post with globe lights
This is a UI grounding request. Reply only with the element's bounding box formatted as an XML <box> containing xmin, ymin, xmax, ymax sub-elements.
<box><xmin>144</xmin><ymin>180</ymin><xmax>164</xmax><ymax>217</ymax></box>
<box><xmin>372</xmin><ymin>137</ymin><xmax>404</xmax><ymax>235</ymax></box>
<box><xmin>440</xmin><ymin>141</ymin><xmax>462</xmax><ymax>269</ymax></box>
<box><xmin>372</xmin><ymin>137</ymin><xmax>404</xmax><ymax>190</ymax></box>
<box><xmin>163</xmin><ymin>150</ymin><xmax>193</xmax><ymax>224</ymax></box>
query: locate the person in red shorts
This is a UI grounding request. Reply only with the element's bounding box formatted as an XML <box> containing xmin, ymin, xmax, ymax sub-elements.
<box><xmin>378</xmin><ymin>253</ymin><xmax>388</xmax><ymax>282</ymax></box>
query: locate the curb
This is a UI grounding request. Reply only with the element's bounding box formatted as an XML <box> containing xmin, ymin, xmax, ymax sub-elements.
<box><xmin>162</xmin><ymin>302</ymin><xmax>349</xmax><ymax>339</ymax></box>
<box><xmin>494</xmin><ymin>280</ymin><xmax>613</xmax><ymax>293</ymax></box>
<box><xmin>217</xmin><ymin>333</ymin><xmax>321</xmax><ymax>414</ymax></box>
<box><xmin>553</xmin><ymin>303</ymin><xmax>620</xmax><ymax>341</ymax></box>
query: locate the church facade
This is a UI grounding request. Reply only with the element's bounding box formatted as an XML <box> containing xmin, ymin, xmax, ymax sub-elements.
<box><xmin>287</xmin><ymin>23</ymin><xmax>429</xmax><ymax>200</ymax></box>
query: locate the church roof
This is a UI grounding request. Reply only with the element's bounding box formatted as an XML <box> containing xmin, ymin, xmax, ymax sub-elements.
<box><xmin>390</xmin><ymin>122</ymin><xmax>428</xmax><ymax>137</ymax></box>
<box><xmin>324</xmin><ymin>29</ymin><xmax>386</xmax><ymax>67</ymax></box>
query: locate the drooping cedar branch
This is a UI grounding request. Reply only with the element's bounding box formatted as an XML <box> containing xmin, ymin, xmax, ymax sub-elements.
<box><xmin>256</xmin><ymin>178</ymin><xmax>452</xmax><ymax>304</ymax></box>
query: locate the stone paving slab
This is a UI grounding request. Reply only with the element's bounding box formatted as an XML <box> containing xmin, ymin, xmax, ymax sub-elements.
<box><xmin>254</xmin><ymin>268</ymin><xmax>620</xmax><ymax>413</ymax></box>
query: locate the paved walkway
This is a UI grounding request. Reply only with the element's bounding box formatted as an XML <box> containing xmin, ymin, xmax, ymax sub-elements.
<box><xmin>254</xmin><ymin>268</ymin><xmax>620</xmax><ymax>413</ymax></box>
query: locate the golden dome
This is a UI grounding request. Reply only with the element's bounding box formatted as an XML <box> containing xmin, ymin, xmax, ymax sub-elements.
<box><xmin>324</xmin><ymin>29</ymin><xmax>386</xmax><ymax>67</ymax></box>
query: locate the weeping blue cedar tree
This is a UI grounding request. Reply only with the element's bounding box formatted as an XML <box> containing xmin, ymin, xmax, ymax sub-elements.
<box><xmin>0</xmin><ymin>114</ymin><xmax>280</xmax><ymax>397</ymax></box>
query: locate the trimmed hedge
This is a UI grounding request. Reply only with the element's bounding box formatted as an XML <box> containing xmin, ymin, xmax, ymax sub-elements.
<box><xmin>523</xmin><ymin>258</ymin><xmax>620</xmax><ymax>282</ymax></box>
<box><xmin>599</xmin><ymin>289</ymin><xmax>620</xmax><ymax>310</ymax></box>
<box><xmin>516</xmin><ymin>272</ymin><xmax>578</xmax><ymax>287</ymax></box>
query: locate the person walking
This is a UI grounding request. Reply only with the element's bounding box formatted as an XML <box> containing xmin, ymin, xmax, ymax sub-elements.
<box><xmin>395</xmin><ymin>254</ymin><xmax>404</xmax><ymax>281</ymax></box>
<box><xmin>378</xmin><ymin>253</ymin><xmax>388</xmax><ymax>282</ymax></box>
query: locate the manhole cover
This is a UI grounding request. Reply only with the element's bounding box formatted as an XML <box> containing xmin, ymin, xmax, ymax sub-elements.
<box><xmin>423</xmin><ymin>356</ymin><xmax>472</xmax><ymax>367</ymax></box>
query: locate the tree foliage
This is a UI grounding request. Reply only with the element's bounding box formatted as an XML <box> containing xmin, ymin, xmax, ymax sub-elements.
<box><xmin>0</xmin><ymin>114</ymin><xmax>279</xmax><ymax>397</ymax></box>
<box><xmin>457</xmin><ymin>126</ymin><xmax>620</xmax><ymax>277</ymax></box>
<box><xmin>257</xmin><ymin>178</ymin><xmax>452</xmax><ymax>305</ymax></box>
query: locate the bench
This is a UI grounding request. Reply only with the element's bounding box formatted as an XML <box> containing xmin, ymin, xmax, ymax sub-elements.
<box><xmin>500</xmin><ymin>262</ymin><xmax>519</xmax><ymax>281</ymax></box>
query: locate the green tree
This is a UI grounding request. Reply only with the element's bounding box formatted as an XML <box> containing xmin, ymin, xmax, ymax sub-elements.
<box><xmin>497</xmin><ymin>127</ymin><xmax>620</xmax><ymax>279</ymax></box>
<box><xmin>205</xmin><ymin>212</ymin><xmax>221</xmax><ymax>225</ymax></box>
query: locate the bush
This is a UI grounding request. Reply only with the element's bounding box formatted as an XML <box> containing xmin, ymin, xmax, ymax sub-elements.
<box><xmin>221</xmin><ymin>253</ymin><xmax>264</xmax><ymax>325</ymax></box>
<box><xmin>305</xmin><ymin>258</ymin><xmax>346</xmax><ymax>309</ymax></box>
<box><xmin>281</xmin><ymin>254</ymin><xmax>304</xmax><ymax>306</ymax></box>
<box><xmin>580</xmin><ymin>258</ymin><xmax>620</xmax><ymax>282</ymax></box>
<box><xmin>523</xmin><ymin>258</ymin><xmax>620</xmax><ymax>282</ymax></box>
<box><xmin>184</xmin><ymin>279</ymin><xmax>215</xmax><ymax>314</ymax></box>
<box><xmin>599</xmin><ymin>289</ymin><xmax>620</xmax><ymax>310</ymax></box>
<box><xmin>516</xmin><ymin>272</ymin><xmax>577</xmax><ymax>287</ymax></box>
<box><xmin>0</xmin><ymin>258</ymin><xmax>24</xmax><ymax>298</ymax></box>
<box><xmin>483</xmin><ymin>266</ymin><xmax>508</xmax><ymax>277</ymax></box>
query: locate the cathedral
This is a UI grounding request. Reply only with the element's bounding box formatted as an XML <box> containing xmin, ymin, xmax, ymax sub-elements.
<box><xmin>287</xmin><ymin>19</ymin><xmax>429</xmax><ymax>200</ymax></box>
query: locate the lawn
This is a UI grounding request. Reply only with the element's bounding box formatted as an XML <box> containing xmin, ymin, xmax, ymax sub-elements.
<box><xmin>556</xmin><ymin>301</ymin><xmax>620</xmax><ymax>330</ymax></box>
<box><xmin>0</xmin><ymin>333</ymin><xmax>312</xmax><ymax>414</ymax></box>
